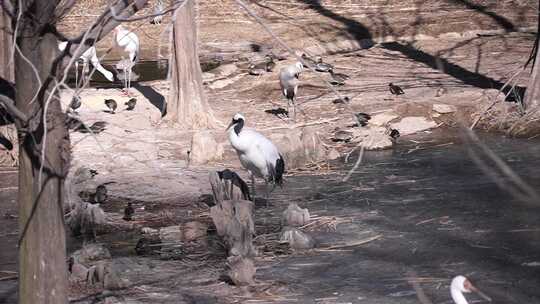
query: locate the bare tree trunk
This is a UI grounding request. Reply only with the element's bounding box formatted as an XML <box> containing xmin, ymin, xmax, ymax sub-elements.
<box><xmin>524</xmin><ymin>39</ymin><xmax>540</xmax><ymax>110</ymax></box>
<box><xmin>15</xmin><ymin>0</ymin><xmax>69</xmax><ymax>302</ymax></box>
<box><xmin>0</xmin><ymin>7</ymin><xmax>14</xmax><ymax>82</ymax></box>
<box><xmin>167</xmin><ymin>0</ymin><xmax>218</xmax><ymax>129</ymax></box>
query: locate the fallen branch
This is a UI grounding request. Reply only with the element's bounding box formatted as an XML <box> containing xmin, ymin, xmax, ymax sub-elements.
<box><xmin>321</xmin><ymin>234</ymin><xmax>382</xmax><ymax>249</ymax></box>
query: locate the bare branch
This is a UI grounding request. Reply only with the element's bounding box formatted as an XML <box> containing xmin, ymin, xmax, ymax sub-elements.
<box><xmin>0</xmin><ymin>94</ymin><xmax>28</xmax><ymax>122</ymax></box>
<box><xmin>0</xmin><ymin>0</ymin><xmax>14</xmax><ymax>18</ymax></box>
<box><xmin>54</xmin><ymin>0</ymin><xmax>77</xmax><ymax>20</ymax></box>
<box><xmin>109</xmin><ymin>0</ymin><xmax>185</xmax><ymax>22</ymax></box>
<box><xmin>67</xmin><ymin>0</ymin><xmax>150</xmax><ymax>58</ymax></box>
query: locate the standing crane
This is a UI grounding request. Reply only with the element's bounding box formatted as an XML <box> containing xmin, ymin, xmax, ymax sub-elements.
<box><xmin>279</xmin><ymin>62</ymin><xmax>303</xmax><ymax>121</ymax></box>
<box><xmin>227</xmin><ymin>113</ymin><xmax>285</xmax><ymax>206</ymax></box>
<box><xmin>113</xmin><ymin>25</ymin><xmax>140</xmax><ymax>96</ymax></box>
<box><xmin>58</xmin><ymin>41</ymin><xmax>114</xmax><ymax>89</ymax></box>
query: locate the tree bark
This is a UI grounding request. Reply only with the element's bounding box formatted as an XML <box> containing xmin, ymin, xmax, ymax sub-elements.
<box><xmin>524</xmin><ymin>39</ymin><xmax>540</xmax><ymax>110</ymax></box>
<box><xmin>15</xmin><ymin>0</ymin><xmax>70</xmax><ymax>303</ymax></box>
<box><xmin>167</xmin><ymin>0</ymin><xmax>218</xmax><ymax>129</ymax></box>
<box><xmin>0</xmin><ymin>6</ymin><xmax>13</xmax><ymax>82</ymax></box>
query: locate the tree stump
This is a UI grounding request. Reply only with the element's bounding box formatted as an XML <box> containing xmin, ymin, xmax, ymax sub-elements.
<box><xmin>281</xmin><ymin>203</ymin><xmax>310</xmax><ymax>227</ymax></box>
<box><xmin>209</xmin><ymin>170</ymin><xmax>251</xmax><ymax>204</ymax></box>
<box><xmin>210</xmin><ymin>200</ymin><xmax>255</xmax><ymax>257</ymax></box>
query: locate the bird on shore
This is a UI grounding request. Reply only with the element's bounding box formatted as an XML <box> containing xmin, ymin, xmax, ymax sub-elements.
<box><xmin>93</xmin><ymin>184</ymin><xmax>108</xmax><ymax>204</ymax></box>
<box><xmin>77</xmin><ymin>121</ymin><xmax>107</xmax><ymax>134</ymax></box>
<box><xmin>389</xmin><ymin>128</ymin><xmax>400</xmax><ymax>142</ymax></box>
<box><xmin>104</xmin><ymin>99</ymin><xmax>117</xmax><ymax>114</ymax></box>
<box><xmin>389</xmin><ymin>83</ymin><xmax>405</xmax><ymax>95</ymax></box>
<box><xmin>329</xmin><ymin>68</ymin><xmax>349</xmax><ymax>86</ymax></box>
<box><xmin>217</xmin><ymin>169</ymin><xmax>251</xmax><ymax>201</ymax></box>
<box><xmin>265</xmin><ymin>55</ymin><xmax>276</xmax><ymax>72</ymax></box>
<box><xmin>227</xmin><ymin>113</ymin><xmax>285</xmax><ymax>206</ymax></box>
<box><xmin>150</xmin><ymin>0</ymin><xmax>164</xmax><ymax>25</ymax></box>
<box><xmin>58</xmin><ymin>42</ymin><xmax>114</xmax><ymax>87</ymax></box>
<box><xmin>332</xmin><ymin>96</ymin><xmax>350</xmax><ymax>104</ymax></box>
<box><xmin>450</xmin><ymin>275</ymin><xmax>492</xmax><ymax>304</ymax></box>
<box><xmin>279</xmin><ymin>62</ymin><xmax>303</xmax><ymax>121</ymax></box>
<box><xmin>113</xmin><ymin>25</ymin><xmax>140</xmax><ymax>96</ymax></box>
<box><xmin>300</xmin><ymin>53</ymin><xmax>317</xmax><ymax>67</ymax></box>
<box><xmin>355</xmin><ymin>112</ymin><xmax>371</xmax><ymax>127</ymax></box>
<box><xmin>70</xmin><ymin>95</ymin><xmax>81</xmax><ymax>112</ymax></box>
<box><xmin>123</xmin><ymin>202</ymin><xmax>134</xmax><ymax>221</ymax></box>
<box><xmin>314</xmin><ymin>57</ymin><xmax>333</xmax><ymax>72</ymax></box>
<box><xmin>125</xmin><ymin>98</ymin><xmax>137</xmax><ymax>111</ymax></box>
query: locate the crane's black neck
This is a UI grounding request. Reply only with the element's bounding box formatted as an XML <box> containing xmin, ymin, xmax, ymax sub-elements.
<box><xmin>233</xmin><ymin>118</ymin><xmax>244</xmax><ymax>135</ymax></box>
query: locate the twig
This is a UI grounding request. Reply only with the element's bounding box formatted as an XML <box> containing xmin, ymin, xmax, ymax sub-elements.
<box><xmin>342</xmin><ymin>139</ymin><xmax>372</xmax><ymax>182</ymax></box>
<box><xmin>321</xmin><ymin>234</ymin><xmax>382</xmax><ymax>249</ymax></box>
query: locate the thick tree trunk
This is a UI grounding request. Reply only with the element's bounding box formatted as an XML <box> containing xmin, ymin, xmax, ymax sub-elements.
<box><xmin>524</xmin><ymin>39</ymin><xmax>540</xmax><ymax>110</ymax></box>
<box><xmin>167</xmin><ymin>0</ymin><xmax>218</xmax><ymax>129</ymax></box>
<box><xmin>15</xmin><ymin>0</ymin><xmax>69</xmax><ymax>303</ymax></box>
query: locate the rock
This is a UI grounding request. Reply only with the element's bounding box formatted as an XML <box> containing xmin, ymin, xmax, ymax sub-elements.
<box><xmin>159</xmin><ymin>225</ymin><xmax>183</xmax><ymax>242</ymax></box>
<box><xmin>104</xmin><ymin>296</ymin><xmax>122</xmax><ymax>304</ymax></box>
<box><xmin>369</xmin><ymin>113</ymin><xmax>399</xmax><ymax>126</ymax></box>
<box><xmin>227</xmin><ymin>256</ymin><xmax>256</xmax><ymax>286</ymax></box>
<box><xmin>432</xmin><ymin>103</ymin><xmax>457</xmax><ymax>114</ymax></box>
<box><xmin>72</xmin><ymin>243</ymin><xmax>111</xmax><ymax>265</ymax></box>
<box><xmin>66</xmin><ymin>202</ymin><xmax>107</xmax><ymax>241</ymax></box>
<box><xmin>332</xmin><ymin>130</ymin><xmax>353</xmax><ymax>142</ymax></box>
<box><xmin>183</xmin><ymin>221</ymin><xmax>208</xmax><ymax>241</ymax></box>
<box><xmin>141</xmin><ymin>227</ymin><xmax>158</xmax><ymax>234</ymax></box>
<box><xmin>279</xmin><ymin>227</ymin><xmax>315</xmax><ymax>250</ymax></box>
<box><xmin>70</xmin><ymin>262</ymin><xmax>89</xmax><ymax>281</ymax></box>
<box><xmin>208</xmin><ymin>74</ymin><xmax>244</xmax><ymax>90</ymax></box>
<box><xmin>190</xmin><ymin>131</ymin><xmax>224</xmax><ymax>165</ymax></box>
<box><xmin>301</xmin><ymin>126</ymin><xmax>327</xmax><ymax>163</ymax></box>
<box><xmin>350</xmin><ymin>126</ymin><xmax>393</xmax><ymax>150</ymax></box>
<box><xmin>268</xmin><ymin>129</ymin><xmax>304</xmax><ymax>169</ymax></box>
<box><xmin>327</xmin><ymin>148</ymin><xmax>341</xmax><ymax>160</ymax></box>
<box><xmin>214</xmin><ymin>63</ymin><xmax>238</xmax><ymax>77</ymax></box>
<box><xmin>390</xmin><ymin>117</ymin><xmax>438</xmax><ymax>135</ymax></box>
<box><xmin>281</xmin><ymin>203</ymin><xmax>310</xmax><ymax>227</ymax></box>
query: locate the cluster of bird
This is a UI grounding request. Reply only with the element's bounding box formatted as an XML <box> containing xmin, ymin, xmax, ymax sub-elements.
<box><xmin>59</xmin><ymin>25</ymin><xmax>140</xmax><ymax>98</ymax></box>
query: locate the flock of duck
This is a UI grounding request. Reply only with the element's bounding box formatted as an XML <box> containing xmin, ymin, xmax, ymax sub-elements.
<box><xmin>60</xmin><ymin>20</ymin><xmax>491</xmax><ymax>303</ymax></box>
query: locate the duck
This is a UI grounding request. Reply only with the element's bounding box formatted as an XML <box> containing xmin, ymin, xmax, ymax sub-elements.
<box><xmin>389</xmin><ymin>83</ymin><xmax>405</xmax><ymax>95</ymax></box>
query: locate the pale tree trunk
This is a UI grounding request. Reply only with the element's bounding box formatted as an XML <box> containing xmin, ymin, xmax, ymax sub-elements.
<box><xmin>15</xmin><ymin>0</ymin><xmax>69</xmax><ymax>302</ymax></box>
<box><xmin>167</xmin><ymin>0</ymin><xmax>219</xmax><ymax>129</ymax></box>
<box><xmin>524</xmin><ymin>39</ymin><xmax>540</xmax><ymax>110</ymax></box>
<box><xmin>0</xmin><ymin>7</ymin><xmax>14</xmax><ymax>82</ymax></box>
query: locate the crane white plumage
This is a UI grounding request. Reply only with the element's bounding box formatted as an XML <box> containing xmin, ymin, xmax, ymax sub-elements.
<box><xmin>113</xmin><ymin>25</ymin><xmax>140</xmax><ymax>95</ymax></box>
<box><xmin>450</xmin><ymin>275</ymin><xmax>492</xmax><ymax>304</ymax></box>
<box><xmin>227</xmin><ymin>113</ymin><xmax>285</xmax><ymax>206</ymax></box>
<box><xmin>279</xmin><ymin>62</ymin><xmax>303</xmax><ymax>121</ymax></box>
<box><xmin>58</xmin><ymin>42</ymin><xmax>114</xmax><ymax>88</ymax></box>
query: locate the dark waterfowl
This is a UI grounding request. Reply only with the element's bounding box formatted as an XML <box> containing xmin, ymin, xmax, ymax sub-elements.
<box><xmin>389</xmin><ymin>83</ymin><xmax>405</xmax><ymax>95</ymax></box>
<box><xmin>93</xmin><ymin>184</ymin><xmax>108</xmax><ymax>204</ymax></box>
<box><xmin>389</xmin><ymin>128</ymin><xmax>400</xmax><ymax>142</ymax></box>
<box><xmin>104</xmin><ymin>99</ymin><xmax>117</xmax><ymax>114</ymax></box>
<box><xmin>70</xmin><ymin>95</ymin><xmax>81</xmax><ymax>111</ymax></box>
<box><xmin>123</xmin><ymin>202</ymin><xmax>134</xmax><ymax>221</ymax></box>
<box><xmin>315</xmin><ymin>57</ymin><xmax>333</xmax><ymax>72</ymax></box>
<box><xmin>332</xmin><ymin>96</ymin><xmax>350</xmax><ymax>104</ymax></box>
<box><xmin>125</xmin><ymin>98</ymin><xmax>137</xmax><ymax>111</ymax></box>
<box><xmin>329</xmin><ymin>69</ymin><xmax>349</xmax><ymax>86</ymax></box>
<box><xmin>355</xmin><ymin>112</ymin><xmax>371</xmax><ymax>127</ymax></box>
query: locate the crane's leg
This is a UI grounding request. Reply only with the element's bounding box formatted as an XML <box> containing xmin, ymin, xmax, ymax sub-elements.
<box><xmin>75</xmin><ymin>61</ymin><xmax>79</xmax><ymax>90</ymax></box>
<box><xmin>264</xmin><ymin>181</ymin><xmax>270</xmax><ymax>208</ymax></box>
<box><xmin>123</xmin><ymin>68</ymin><xmax>128</xmax><ymax>95</ymax></box>
<box><xmin>127</xmin><ymin>66</ymin><xmax>132</xmax><ymax>96</ymax></box>
<box><xmin>250</xmin><ymin>173</ymin><xmax>256</xmax><ymax>204</ymax></box>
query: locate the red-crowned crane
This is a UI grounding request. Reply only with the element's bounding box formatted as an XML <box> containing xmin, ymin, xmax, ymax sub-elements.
<box><xmin>450</xmin><ymin>275</ymin><xmax>492</xmax><ymax>304</ymax></box>
<box><xmin>227</xmin><ymin>113</ymin><xmax>285</xmax><ymax>206</ymax></box>
<box><xmin>279</xmin><ymin>62</ymin><xmax>303</xmax><ymax>121</ymax></box>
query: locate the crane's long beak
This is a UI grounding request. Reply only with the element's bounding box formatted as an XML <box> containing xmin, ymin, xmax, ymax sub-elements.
<box><xmin>226</xmin><ymin>121</ymin><xmax>234</xmax><ymax>131</ymax></box>
<box><xmin>469</xmin><ymin>284</ymin><xmax>492</xmax><ymax>302</ymax></box>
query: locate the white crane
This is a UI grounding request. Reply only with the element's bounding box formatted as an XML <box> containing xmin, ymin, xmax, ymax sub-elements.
<box><xmin>227</xmin><ymin>113</ymin><xmax>285</xmax><ymax>206</ymax></box>
<box><xmin>279</xmin><ymin>62</ymin><xmax>303</xmax><ymax>121</ymax></box>
<box><xmin>113</xmin><ymin>25</ymin><xmax>140</xmax><ymax>96</ymax></box>
<box><xmin>451</xmin><ymin>275</ymin><xmax>492</xmax><ymax>304</ymax></box>
<box><xmin>58</xmin><ymin>41</ymin><xmax>114</xmax><ymax>89</ymax></box>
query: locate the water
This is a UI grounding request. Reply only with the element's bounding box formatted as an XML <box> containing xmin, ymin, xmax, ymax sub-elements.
<box><xmin>2</xmin><ymin>130</ymin><xmax>540</xmax><ymax>303</ymax></box>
